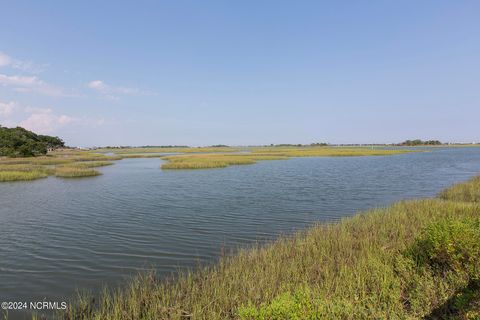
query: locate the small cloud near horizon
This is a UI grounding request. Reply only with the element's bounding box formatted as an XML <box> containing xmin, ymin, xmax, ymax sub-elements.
<box><xmin>0</xmin><ymin>100</ymin><xmax>105</xmax><ymax>135</ymax></box>
<box><xmin>87</xmin><ymin>79</ymin><xmax>155</xmax><ymax>100</ymax></box>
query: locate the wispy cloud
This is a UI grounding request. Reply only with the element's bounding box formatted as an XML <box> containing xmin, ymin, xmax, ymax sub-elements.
<box><xmin>0</xmin><ymin>51</ymin><xmax>47</xmax><ymax>73</ymax></box>
<box><xmin>88</xmin><ymin>80</ymin><xmax>154</xmax><ymax>100</ymax></box>
<box><xmin>0</xmin><ymin>101</ymin><xmax>16</xmax><ymax>117</ymax></box>
<box><xmin>0</xmin><ymin>100</ymin><xmax>104</xmax><ymax>134</ymax></box>
<box><xmin>0</xmin><ymin>73</ymin><xmax>76</xmax><ymax>98</ymax></box>
<box><xmin>0</xmin><ymin>52</ymin><xmax>12</xmax><ymax>67</ymax></box>
<box><xmin>20</xmin><ymin>107</ymin><xmax>76</xmax><ymax>134</ymax></box>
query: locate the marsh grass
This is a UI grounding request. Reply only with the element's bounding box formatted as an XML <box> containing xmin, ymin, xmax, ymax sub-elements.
<box><xmin>161</xmin><ymin>154</ymin><xmax>288</xmax><ymax>169</ymax></box>
<box><xmin>439</xmin><ymin>176</ymin><xmax>480</xmax><ymax>202</ymax></box>
<box><xmin>250</xmin><ymin>146</ymin><xmax>416</xmax><ymax>157</ymax></box>
<box><xmin>0</xmin><ymin>170</ymin><xmax>48</xmax><ymax>182</ymax></box>
<box><xmin>0</xmin><ymin>164</ymin><xmax>54</xmax><ymax>173</ymax></box>
<box><xmin>58</xmin><ymin>176</ymin><xmax>480</xmax><ymax>320</ymax></box>
<box><xmin>160</xmin><ymin>147</ymin><xmax>414</xmax><ymax>169</ymax></box>
<box><xmin>55</xmin><ymin>167</ymin><xmax>101</xmax><ymax>178</ymax></box>
<box><xmin>0</xmin><ymin>151</ymin><xmax>120</xmax><ymax>182</ymax></box>
<box><xmin>0</xmin><ymin>157</ymin><xmax>74</xmax><ymax>165</ymax></box>
<box><xmin>61</xmin><ymin>161</ymin><xmax>114</xmax><ymax>168</ymax></box>
<box><xmin>117</xmin><ymin>154</ymin><xmax>166</xmax><ymax>159</ymax></box>
<box><xmin>99</xmin><ymin>147</ymin><xmax>239</xmax><ymax>154</ymax></box>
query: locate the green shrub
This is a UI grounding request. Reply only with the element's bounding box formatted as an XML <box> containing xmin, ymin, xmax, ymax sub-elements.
<box><xmin>408</xmin><ymin>218</ymin><xmax>480</xmax><ymax>278</ymax></box>
<box><xmin>239</xmin><ymin>288</ymin><xmax>318</xmax><ymax>320</ymax></box>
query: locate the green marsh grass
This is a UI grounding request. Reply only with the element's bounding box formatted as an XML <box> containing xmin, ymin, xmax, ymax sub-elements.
<box><xmin>55</xmin><ymin>166</ymin><xmax>101</xmax><ymax>178</ymax></box>
<box><xmin>0</xmin><ymin>170</ymin><xmax>48</xmax><ymax>182</ymax></box>
<box><xmin>58</xmin><ymin>176</ymin><xmax>480</xmax><ymax>320</ymax></box>
<box><xmin>0</xmin><ymin>151</ymin><xmax>120</xmax><ymax>182</ymax></box>
<box><xmin>250</xmin><ymin>146</ymin><xmax>416</xmax><ymax>157</ymax></box>
<box><xmin>160</xmin><ymin>147</ymin><xmax>414</xmax><ymax>169</ymax></box>
<box><xmin>0</xmin><ymin>164</ymin><xmax>54</xmax><ymax>174</ymax></box>
<box><xmin>161</xmin><ymin>154</ymin><xmax>288</xmax><ymax>169</ymax></box>
<box><xmin>99</xmin><ymin>147</ymin><xmax>239</xmax><ymax>154</ymax></box>
<box><xmin>0</xmin><ymin>156</ymin><xmax>74</xmax><ymax>165</ymax></box>
<box><xmin>439</xmin><ymin>176</ymin><xmax>480</xmax><ymax>202</ymax></box>
<box><xmin>61</xmin><ymin>161</ymin><xmax>114</xmax><ymax>168</ymax></box>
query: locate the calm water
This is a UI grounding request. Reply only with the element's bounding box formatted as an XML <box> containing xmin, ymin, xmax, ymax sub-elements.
<box><xmin>1</xmin><ymin>147</ymin><xmax>480</xmax><ymax>317</ymax></box>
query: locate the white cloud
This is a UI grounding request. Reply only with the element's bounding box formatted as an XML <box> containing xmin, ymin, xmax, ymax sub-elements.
<box><xmin>19</xmin><ymin>108</ymin><xmax>76</xmax><ymax>134</ymax></box>
<box><xmin>0</xmin><ymin>51</ymin><xmax>47</xmax><ymax>73</ymax></box>
<box><xmin>0</xmin><ymin>100</ymin><xmax>105</xmax><ymax>134</ymax></box>
<box><xmin>88</xmin><ymin>80</ymin><xmax>107</xmax><ymax>90</ymax></box>
<box><xmin>0</xmin><ymin>52</ymin><xmax>12</xmax><ymax>67</ymax></box>
<box><xmin>0</xmin><ymin>101</ymin><xmax>16</xmax><ymax>116</ymax></box>
<box><xmin>0</xmin><ymin>73</ymin><xmax>74</xmax><ymax>97</ymax></box>
<box><xmin>87</xmin><ymin>80</ymin><xmax>153</xmax><ymax>99</ymax></box>
<box><xmin>20</xmin><ymin>110</ymin><xmax>105</xmax><ymax>134</ymax></box>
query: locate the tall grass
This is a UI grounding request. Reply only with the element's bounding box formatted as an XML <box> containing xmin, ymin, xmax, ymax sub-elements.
<box><xmin>55</xmin><ymin>167</ymin><xmax>101</xmax><ymax>178</ymax></box>
<box><xmin>0</xmin><ymin>156</ymin><xmax>74</xmax><ymax>165</ymax></box>
<box><xmin>439</xmin><ymin>176</ymin><xmax>480</xmax><ymax>202</ymax></box>
<box><xmin>56</xmin><ymin>176</ymin><xmax>480</xmax><ymax>320</ymax></box>
<box><xmin>251</xmin><ymin>146</ymin><xmax>416</xmax><ymax>157</ymax></box>
<box><xmin>161</xmin><ymin>154</ymin><xmax>288</xmax><ymax>169</ymax></box>
<box><xmin>160</xmin><ymin>147</ymin><xmax>414</xmax><ymax>169</ymax></box>
<box><xmin>61</xmin><ymin>161</ymin><xmax>114</xmax><ymax>168</ymax></box>
<box><xmin>0</xmin><ymin>164</ymin><xmax>55</xmax><ymax>174</ymax></box>
<box><xmin>0</xmin><ymin>151</ymin><xmax>119</xmax><ymax>182</ymax></box>
<box><xmin>0</xmin><ymin>170</ymin><xmax>48</xmax><ymax>182</ymax></box>
<box><xmin>98</xmin><ymin>147</ymin><xmax>239</xmax><ymax>154</ymax></box>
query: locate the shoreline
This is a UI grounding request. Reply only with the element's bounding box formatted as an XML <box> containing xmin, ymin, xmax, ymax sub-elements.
<box><xmin>45</xmin><ymin>174</ymin><xmax>480</xmax><ymax>320</ymax></box>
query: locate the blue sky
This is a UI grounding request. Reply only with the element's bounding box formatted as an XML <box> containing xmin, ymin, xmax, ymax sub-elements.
<box><xmin>0</xmin><ymin>1</ymin><xmax>479</xmax><ymax>146</ymax></box>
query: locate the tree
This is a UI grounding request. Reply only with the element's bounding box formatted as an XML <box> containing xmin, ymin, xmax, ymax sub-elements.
<box><xmin>0</xmin><ymin>125</ymin><xmax>65</xmax><ymax>157</ymax></box>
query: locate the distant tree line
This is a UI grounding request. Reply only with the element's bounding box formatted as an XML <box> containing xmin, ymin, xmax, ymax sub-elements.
<box><xmin>398</xmin><ymin>139</ymin><xmax>442</xmax><ymax>146</ymax></box>
<box><xmin>0</xmin><ymin>126</ymin><xmax>65</xmax><ymax>157</ymax></box>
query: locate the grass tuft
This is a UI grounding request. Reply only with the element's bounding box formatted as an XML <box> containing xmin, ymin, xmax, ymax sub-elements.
<box><xmin>0</xmin><ymin>170</ymin><xmax>48</xmax><ymax>182</ymax></box>
<box><xmin>55</xmin><ymin>167</ymin><xmax>101</xmax><ymax>178</ymax></box>
<box><xmin>61</xmin><ymin>161</ymin><xmax>114</xmax><ymax>168</ymax></box>
<box><xmin>439</xmin><ymin>176</ymin><xmax>480</xmax><ymax>202</ymax></box>
<box><xmin>0</xmin><ymin>151</ymin><xmax>119</xmax><ymax>182</ymax></box>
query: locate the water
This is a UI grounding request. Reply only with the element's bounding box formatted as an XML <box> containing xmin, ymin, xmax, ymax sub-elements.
<box><xmin>1</xmin><ymin>147</ymin><xmax>480</xmax><ymax>317</ymax></box>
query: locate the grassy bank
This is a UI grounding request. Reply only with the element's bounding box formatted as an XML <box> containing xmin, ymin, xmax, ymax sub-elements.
<box><xmin>0</xmin><ymin>151</ymin><xmax>118</xmax><ymax>182</ymax></box>
<box><xmin>439</xmin><ymin>176</ymin><xmax>480</xmax><ymax>203</ymax></box>
<box><xmin>160</xmin><ymin>147</ymin><xmax>415</xmax><ymax>169</ymax></box>
<box><xmin>0</xmin><ymin>170</ymin><xmax>48</xmax><ymax>182</ymax></box>
<box><xmin>55</xmin><ymin>176</ymin><xmax>480</xmax><ymax>320</ymax></box>
<box><xmin>98</xmin><ymin>147</ymin><xmax>240</xmax><ymax>154</ymax></box>
<box><xmin>55</xmin><ymin>167</ymin><xmax>102</xmax><ymax>178</ymax></box>
<box><xmin>0</xmin><ymin>147</ymin><xmax>417</xmax><ymax>179</ymax></box>
<box><xmin>161</xmin><ymin>154</ymin><xmax>288</xmax><ymax>169</ymax></box>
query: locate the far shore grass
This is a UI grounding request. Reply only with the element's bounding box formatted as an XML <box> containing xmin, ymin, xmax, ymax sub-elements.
<box><xmin>160</xmin><ymin>147</ymin><xmax>416</xmax><ymax>169</ymax></box>
<box><xmin>51</xmin><ymin>174</ymin><xmax>480</xmax><ymax>320</ymax></box>
<box><xmin>0</xmin><ymin>151</ymin><xmax>117</xmax><ymax>182</ymax></box>
<box><xmin>0</xmin><ymin>146</ymin><xmax>417</xmax><ymax>181</ymax></box>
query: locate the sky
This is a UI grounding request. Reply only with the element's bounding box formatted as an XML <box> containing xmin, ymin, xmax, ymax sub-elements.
<box><xmin>0</xmin><ymin>1</ymin><xmax>479</xmax><ymax>147</ymax></box>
